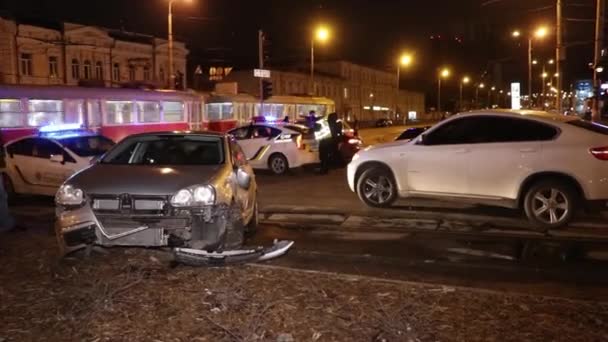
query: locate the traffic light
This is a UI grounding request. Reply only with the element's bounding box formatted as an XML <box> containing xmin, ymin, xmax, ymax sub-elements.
<box><xmin>262</xmin><ymin>80</ymin><xmax>273</xmax><ymax>100</ymax></box>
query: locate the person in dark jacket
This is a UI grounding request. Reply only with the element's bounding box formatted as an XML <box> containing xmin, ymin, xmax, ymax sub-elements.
<box><xmin>319</xmin><ymin>112</ymin><xmax>342</xmax><ymax>174</ymax></box>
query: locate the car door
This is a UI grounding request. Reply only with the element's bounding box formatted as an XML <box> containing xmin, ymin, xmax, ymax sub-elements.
<box><xmin>466</xmin><ymin>116</ymin><xmax>552</xmax><ymax>200</ymax></box>
<box><xmin>229</xmin><ymin>138</ymin><xmax>256</xmax><ymax>220</ymax></box>
<box><xmin>229</xmin><ymin>126</ymin><xmax>258</xmax><ymax>160</ymax></box>
<box><xmin>31</xmin><ymin>138</ymin><xmax>76</xmax><ymax>189</ymax></box>
<box><xmin>5</xmin><ymin>138</ymin><xmax>37</xmax><ymax>191</ymax></box>
<box><xmin>401</xmin><ymin>117</ymin><xmax>479</xmax><ymax>196</ymax></box>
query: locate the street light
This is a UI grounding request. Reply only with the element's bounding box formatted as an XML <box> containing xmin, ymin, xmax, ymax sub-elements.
<box><xmin>310</xmin><ymin>25</ymin><xmax>330</xmax><ymax>94</ymax></box>
<box><xmin>395</xmin><ymin>53</ymin><xmax>413</xmax><ymax>120</ymax></box>
<box><xmin>437</xmin><ymin>68</ymin><xmax>450</xmax><ymax>112</ymax></box>
<box><xmin>168</xmin><ymin>0</ymin><xmax>193</xmax><ymax>89</ymax></box>
<box><xmin>512</xmin><ymin>25</ymin><xmax>549</xmax><ymax>103</ymax></box>
<box><xmin>459</xmin><ymin>76</ymin><xmax>470</xmax><ymax>111</ymax></box>
<box><xmin>548</xmin><ymin>59</ymin><xmax>555</xmax><ymax>65</ymax></box>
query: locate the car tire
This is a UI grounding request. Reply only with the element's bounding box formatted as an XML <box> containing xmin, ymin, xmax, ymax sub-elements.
<box><xmin>356</xmin><ymin>166</ymin><xmax>397</xmax><ymax>208</ymax></box>
<box><xmin>268</xmin><ymin>153</ymin><xmax>289</xmax><ymax>175</ymax></box>
<box><xmin>523</xmin><ymin>180</ymin><xmax>577</xmax><ymax>230</ymax></box>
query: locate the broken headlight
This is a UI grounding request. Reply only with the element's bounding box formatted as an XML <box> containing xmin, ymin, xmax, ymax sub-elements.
<box><xmin>55</xmin><ymin>184</ymin><xmax>85</xmax><ymax>207</ymax></box>
<box><xmin>170</xmin><ymin>185</ymin><xmax>216</xmax><ymax>207</ymax></box>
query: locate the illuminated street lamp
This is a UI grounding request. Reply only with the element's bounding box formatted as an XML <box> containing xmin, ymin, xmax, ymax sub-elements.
<box><xmin>512</xmin><ymin>25</ymin><xmax>549</xmax><ymax>102</ymax></box>
<box><xmin>310</xmin><ymin>25</ymin><xmax>330</xmax><ymax>94</ymax></box>
<box><xmin>395</xmin><ymin>53</ymin><xmax>413</xmax><ymax>120</ymax></box>
<box><xmin>437</xmin><ymin>68</ymin><xmax>450</xmax><ymax>112</ymax></box>
<box><xmin>459</xmin><ymin>76</ymin><xmax>470</xmax><ymax>111</ymax></box>
<box><xmin>168</xmin><ymin>0</ymin><xmax>193</xmax><ymax>89</ymax></box>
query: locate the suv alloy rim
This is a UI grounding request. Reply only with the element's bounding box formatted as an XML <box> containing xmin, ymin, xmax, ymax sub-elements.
<box><xmin>532</xmin><ymin>188</ymin><xmax>569</xmax><ymax>224</ymax></box>
<box><xmin>363</xmin><ymin>175</ymin><xmax>393</xmax><ymax>205</ymax></box>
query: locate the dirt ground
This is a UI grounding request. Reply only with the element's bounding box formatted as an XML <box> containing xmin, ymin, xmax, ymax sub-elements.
<box><xmin>1</xmin><ymin>231</ymin><xmax>608</xmax><ymax>342</ymax></box>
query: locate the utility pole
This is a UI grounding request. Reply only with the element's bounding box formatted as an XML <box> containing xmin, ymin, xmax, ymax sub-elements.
<box><xmin>556</xmin><ymin>0</ymin><xmax>563</xmax><ymax>114</ymax></box>
<box><xmin>258</xmin><ymin>30</ymin><xmax>264</xmax><ymax>117</ymax></box>
<box><xmin>593</xmin><ymin>0</ymin><xmax>605</xmax><ymax>122</ymax></box>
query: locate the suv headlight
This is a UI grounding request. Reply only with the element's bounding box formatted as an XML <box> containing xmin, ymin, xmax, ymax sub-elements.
<box><xmin>56</xmin><ymin>184</ymin><xmax>85</xmax><ymax>207</ymax></box>
<box><xmin>170</xmin><ymin>185</ymin><xmax>216</xmax><ymax>207</ymax></box>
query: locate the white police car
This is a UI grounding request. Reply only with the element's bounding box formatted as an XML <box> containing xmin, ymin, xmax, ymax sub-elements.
<box><xmin>1</xmin><ymin>124</ymin><xmax>115</xmax><ymax>198</ymax></box>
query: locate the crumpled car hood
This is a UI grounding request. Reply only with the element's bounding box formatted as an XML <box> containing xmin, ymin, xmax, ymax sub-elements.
<box><xmin>68</xmin><ymin>164</ymin><xmax>226</xmax><ymax>196</ymax></box>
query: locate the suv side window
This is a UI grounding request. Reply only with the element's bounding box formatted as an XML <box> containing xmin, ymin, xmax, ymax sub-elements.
<box><xmin>424</xmin><ymin>117</ymin><xmax>480</xmax><ymax>145</ymax></box>
<box><xmin>7</xmin><ymin>138</ymin><xmax>35</xmax><ymax>156</ymax></box>
<box><xmin>469</xmin><ymin>116</ymin><xmax>558</xmax><ymax>144</ymax></box>
<box><xmin>33</xmin><ymin>138</ymin><xmax>65</xmax><ymax>159</ymax></box>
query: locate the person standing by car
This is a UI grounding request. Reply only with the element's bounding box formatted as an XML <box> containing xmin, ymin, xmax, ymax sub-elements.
<box><xmin>307</xmin><ymin>110</ymin><xmax>317</xmax><ymax>130</ymax></box>
<box><xmin>319</xmin><ymin>112</ymin><xmax>342</xmax><ymax>174</ymax></box>
<box><xmin>0</xmin><ymin>179</ymin><xmax>15</xmax><ymax>233</ymax></box>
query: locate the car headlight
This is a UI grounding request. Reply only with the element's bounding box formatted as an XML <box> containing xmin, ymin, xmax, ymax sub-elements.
<box><xmin>170</xmin><ymin>185</ymin><xmax>216</xmax><ymax>207</ymax></box>
<box><xmin>55</xmin><ymin>184</ymin><xmax>85</xmax><ymax>207</ymax></box>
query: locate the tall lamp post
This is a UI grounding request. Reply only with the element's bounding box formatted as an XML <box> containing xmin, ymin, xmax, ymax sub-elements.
<box><xmin>437</xmin><ymin>68</ymin><xmax>450</xmax><ymax>112</ymax></box>
<box><xmin>512</xmin><ymin>26</ymin><xmax>548</xmax><ymax>105</ymax></box>
<box><xmin>168</xmin><ymin>0</ymin><xmax>192</xmax><ymax>89</ymax></box>
<box><xmin>475</xmin><ymin>83</ymin><xmax>485</xmax><ymax>108</ymax></box>
<box><xmin>395</xmin><ymin>53</ymin><xmax>413</xmax><ymax>120</ymax></box>
<box><xmin>459</xmin><ymin>76</ymin><xmax>470</xmax><ymax>111</ymax></box>
<box><xmin>310</xmin><ymin>26</ymin><xmax>330</xmax><ymax>95</ymax></box>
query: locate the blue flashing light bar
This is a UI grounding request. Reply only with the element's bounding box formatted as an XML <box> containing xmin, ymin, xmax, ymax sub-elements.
<box><xmin>39</xmin><ymin>123</ymin><xmax>84</xmax><ymax>133</ymax></box>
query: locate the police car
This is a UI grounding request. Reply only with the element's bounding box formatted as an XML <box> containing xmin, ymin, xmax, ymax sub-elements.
<box><xmin>1</xmin><ymin>124</ymin><xmax>115</xmax><ymax>198</ymax></box>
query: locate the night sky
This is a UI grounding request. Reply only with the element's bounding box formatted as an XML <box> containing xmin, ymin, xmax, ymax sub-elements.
<box><xmin>0</xmin><ymin>0</ymin><xmax>601</xmax><ymax>102</ymax></box>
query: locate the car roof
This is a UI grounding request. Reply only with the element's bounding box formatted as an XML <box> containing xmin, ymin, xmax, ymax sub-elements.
<box><xmin>458</xmin><ymin>109</ymin><xmax>578</xmax><ymax>124</ymax></box>
<box><xmin>125</xmin><ymin>130</ymin><xmax>227</xmax><ymax>138</ymax></box>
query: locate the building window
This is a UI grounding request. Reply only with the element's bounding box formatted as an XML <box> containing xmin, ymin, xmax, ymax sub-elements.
<box><xmin>20</xmin><ymin>53</ymin><xmax>33</xmax><ymax>76</ymax></box>
<box><xmin>143</xmin><ymin>66</ymin><xmax>150</xmax><ymax>81</ymax></box>
<box><xmin>95</xmin><ymin>61</ymin><xmax>103</xmax><ymax>80</ymax></box>
<box><xmin>128</xmin><ymin>66</ymin><xmax>135</xmax><ymax>81</ymax></box>
<box><xmin>48</xmin><ymin>56</ymin><xmax>58</xmax><ymax>78</ymax></box>
<box><xmin>71</xmin><ymin>59</ymin><xmax>80</xmax><ymax>79</ymax></box>
<box><xmin>83</xmin><ymin>60</ymin><xmax>91</xmax><ymax>79</ymax></box>
<box><xmin>112</xmin><ymin>63</ymin><xmax>120</xmax><ymax>81</ymax></box>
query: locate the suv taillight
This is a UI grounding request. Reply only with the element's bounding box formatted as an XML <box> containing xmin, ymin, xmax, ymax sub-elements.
<box><xmin>590</xmin><ymin>147</ymin><xmax>608</xmax><ymax>160</ymax></box>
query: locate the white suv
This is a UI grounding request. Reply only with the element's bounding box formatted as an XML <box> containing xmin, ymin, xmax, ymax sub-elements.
<box><xmin>347</xmin><ymin>110</ymin><xmax>608</xmax><ymax>229</ymax></box>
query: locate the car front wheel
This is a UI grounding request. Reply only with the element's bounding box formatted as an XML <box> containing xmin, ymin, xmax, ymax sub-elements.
<box><xmin>523</xmin><ymin>180</ymin><xmax>576</xmax><ymax>230</ymax></box>
<box><xmin>356</xmin><ymin>167</ymin><xmax>397</xmax><ymax>208</ymax></box>
<box><xmin>268</xmin><ymin>153</ymin><xmax>289</xmax><ymax>175</ymax></box>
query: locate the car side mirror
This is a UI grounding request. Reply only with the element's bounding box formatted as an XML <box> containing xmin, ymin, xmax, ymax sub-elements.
<box><xmin>235</xmin><ymin>167</ymin><xmax>251</xmax><ymax>190</ymax></box>
<box><xmin>50</xmin><ymin>154</ymin><xmax>64</xmax><ymax>164</ymax></box>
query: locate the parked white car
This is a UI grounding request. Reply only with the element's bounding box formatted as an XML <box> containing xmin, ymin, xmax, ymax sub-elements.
<box><xmin>228</xmin><ymin>124</ymin><xmax>316</xmax><ymax>174</ymax></box>
<box><xmin>347</xmin><ymin>110</ymin><xmax>608</xmax><ymax>229</ymax></box>
<box><xmin>1</xmin><ymin>124</ymin><xmax>115</xmax><ymax>198</ymax></box>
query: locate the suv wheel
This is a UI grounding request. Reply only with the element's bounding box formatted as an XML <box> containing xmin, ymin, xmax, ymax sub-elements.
<box><xmin>523</xmin><ymin>180</ymin><xmax>576</xmax><ymax>230</ymax></box>
<box><xmin>268</xmin><ymin>154</ymin><xmax>289</xmax><ymax>175</ymax></box>
<box><xmin>356</xmin><ymin>167</ymin><xmax>397</xmax><ymax>208</ymax></box>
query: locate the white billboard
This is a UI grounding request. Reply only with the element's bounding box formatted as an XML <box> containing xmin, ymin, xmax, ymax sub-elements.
<box><xmin>511</xmin><ymin>82</ymin><xmax>521</xmax><ymax>110</ymax></box>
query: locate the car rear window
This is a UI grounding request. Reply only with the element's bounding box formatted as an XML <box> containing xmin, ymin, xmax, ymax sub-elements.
<box><xmin>566</xmin><ymin>120</ymin><xmax>608</xmax><ymax>136</ymax></box>
<box><xmin>102</xmin><ymin>135</ymin><xmax>224</xmax><ymax>165</ymax></box>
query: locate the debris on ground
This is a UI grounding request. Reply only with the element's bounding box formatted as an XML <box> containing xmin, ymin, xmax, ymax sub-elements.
<box><xmin>1</xmin><ymin>232</ymin><xmax>608</xmax><ymax>341</ymax></box>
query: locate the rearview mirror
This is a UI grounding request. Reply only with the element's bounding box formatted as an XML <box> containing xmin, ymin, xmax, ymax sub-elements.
<box><xmin>236</xmin><ymin>167</ymin><xmax>251</xmax><ymax>190</ymax></box>
<box><xmin>50</xmin><ymin>154</ymin><xmax>64</xmax><ymax>163</ymax></box>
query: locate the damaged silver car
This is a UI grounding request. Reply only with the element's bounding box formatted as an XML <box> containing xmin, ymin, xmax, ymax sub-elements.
<box><xmin>55</xmin><ymin>131</ymin><xmax>258</xmax><ymax>256</ymax></box>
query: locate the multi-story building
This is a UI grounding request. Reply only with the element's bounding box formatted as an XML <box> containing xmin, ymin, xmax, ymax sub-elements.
<box><xmin>225</xmin><ymin>60</ymin><xmax>425</xmax><ymax>122</ymax></box>
<box><xmin>0</xmin><ymin>17</ymin><xmax>188</xmax><ymax>89</ymax></box>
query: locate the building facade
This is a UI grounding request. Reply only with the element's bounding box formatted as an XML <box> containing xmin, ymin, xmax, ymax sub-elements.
<box><xmin>225</xmin><ymin>61</ymin><xmax>425</xmax><ymax>122</ymax></box>
<box><xmin>0</xmin><ymin>17</ymin><xmax>188</xmax><ymax>89</ymax></box>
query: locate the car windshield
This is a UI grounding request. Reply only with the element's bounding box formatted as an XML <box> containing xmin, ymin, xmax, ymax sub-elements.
<box><xmin>101</xmin><ymin>135</ymin><xmax>224</xmax><ymax>165</ymax></box>
<box><xmin>58</xmin><ymin>135</ymin><xmax>115</xmax><ymax>157</ymax></box>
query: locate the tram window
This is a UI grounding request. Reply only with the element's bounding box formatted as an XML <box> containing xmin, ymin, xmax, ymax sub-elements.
<box><xmin>106</xmin><ymin>101</ymin><xmax>134</xmax><ymax>125</ymax></box>
<box><xmin>27</xmin><ymin>100</ymin><xmax>63</xmax><ymax>127</ymax></box>
<box><xmin>0</xmin><ymin>99</ymin><xmax>23</xmax><ymax>127</ymax></box>
<box><xmin>221</xmin><ymin>103</ymin><xmax>234</xmax><ymax>120</ymax></box>
<box><xmin>87</xmin><ymin>100</ymin><xmax>102</xmax><ymax>127</ymax></box>
<box><xmin>162</xmin><ymin>101</ymin><xmax>184</xmax><ymax>122</ymax></box>
<box><xmin>64</xmin><ymin>100</ymin><xmax>84</xmax><ymax>124</ymax></box>
<box><xmin>207</xmin><ymin>103</ymin><xmax>222</xmax><ymax>121</ymax></box>
<box><xmin>137</xmin><ymin>101</ymin><xmax>161</xmax><ymax>123</ymax></box>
